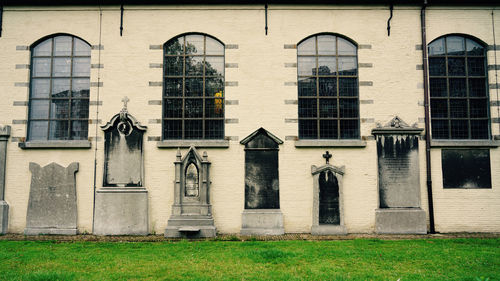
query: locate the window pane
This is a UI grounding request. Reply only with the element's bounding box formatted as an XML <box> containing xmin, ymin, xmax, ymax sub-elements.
<box><xmin>470</xmin><ymin>99</ymin><xmax>488</xmax><ymax>118</ymax></box>
<box><xmin>319</xmin><ymin>77</ymin><xmax>336</xmax><ymax>96</ymax></box>
<box><xmin>184</xmin><ymin>120</ymin><xmax>203</xmax><ymax>139</ymax></box>
<box><xmin>185</xmin><ymin>99</ymin><xmax>203</xmax><ymax>118</ymax></box>
<box><xmin>448</xmin><ymin>58</ymin><xmax>465</xmax><ymax>76</ymax></box>
<box><xmin>205</xmin><ymin>56</ymin><xmax>224</xmax><ymax>77</ymax></box>
<box><xmin>31</xmin><ymin>79</ymin><xmax>50</xmax><ymax>98</ymax></box>
<box><xmin>298</xmin><ymin>37</ymin><xmax>316</xmax><ymax>55</ymax></box>
<box><xmin>317</xmin><ymin>35</ymin><xmax>336</xmax><ymax>55</ymax></box>
<box><xmin>185</xmin><ymin>78</ymin><xmax>203</xmax><ymax>97</ymax></box>
<box><xmin>50</xmin><ymin>99</ymin><xmax>69</xmax><ymax>119</ymax></box>
<box><xmin>467</xmin><ymin>57</ymin><xmax>485</xmax><ymax>76</ymax></box>
<box><xmin>54</xmin><ymin>36</ymin><xmax>72</xmax><ymax>56</ymax></box>
<box><xmin>29</xmin><ymin>121</ymin><xmax>48</xmax><ymax>140</ymax></box>
<box><xmin>429</xmin><ymin>58</ymin><xmax>446</xmax><ymax>76</ymax></box>
<box><xmin>340</xmin><ymin>120</ymin><xmax>359</xmax><ymax>139</ymax></box>
<box><xmin>298</xmin><ymin>99</ymin><xmax>317</xmax><ymax>118</ymax></box>
<box><xmin>205</xmin><ymin>120</ymin><xmax>224</xmax><ymax>139</ymax></box>
<box><xmin>32</xmin><ymin>58</ymin><xmax>51</xmax><ymax>77</ymax></box>
<box><xmin>71</xmin><ymin>99</ymin><xmax>89</xmax><ymax>119</ymax></box>
<box><xmin>298</xmin><ymin>57</ymin><xmax>316</xmax><ymax>76</ymax></box>
<box><xmin>338</xmin><ymin>57</ymin><xmax>357</xmax><ymax>75</ymax></box>
<box><xmin>469</xmin><ymin>78</ymin><xmax>486</xmax><ymax>97</ymax></box>
<box><xmin>319</xmin><ymin>99</ymin><xmax>337</xmax><ymax>118</ymax></box>
<box><xmin>52</xmin><ymin>58</ymin><xmax>71</xmax><ymax>77</ymax></box>
<box><xmin>164</xmin><ymin>78</ymin><xmax>183</xmax><ymax>97</ymax></box>
<box><xmin>163</xmin><ymin>120</ymin><xmax>182</xmax><ymax>139</ymax></box>
<box><xmin>72</xmin><ymin>78</ymin><xmax>90</xmax><ymax>98</ymax></box>
<box><xmin>73</xmin><ymin>38</ymin><xmax>90</xmax><ymax>56</ymax></box>
<box><xmin>72</xmin><ymin>57</ymin><xmax>91</xmax><ymax>77</ymax></box>
<box><xmin>449</xmin><ymin>99</ymin><xmax>468</xmax><ymax>118</ymax></box>
<box><xmin>450</xmin><ymin>120</ymin><xmax>468</xmax><ymax>139</ymax></box>
<box><xmin>205</xmin><ymin>37</ymin><xmax>223</xmax><ymax>55</ymax></box>
<box><xmin>431</xmin><ymin>120</ymin><xmax>449</xmax><ymax>139</ymax></box>
<box><xmin>165</xmin><ymin>56</ymin><xmax>183</xmax><ymax>76</ymax></box>
<box><xmin>299</xmin><ymin>120</ymin><xmax>317</xmax><ymax>139</ymax></box>
<box><xmin>205</xmin><ymin>98</ymin><xmax>224</xmax><ymax>118</ymax></box>
<box><xmin>339</xmin><ymin>78</ymin><xmax>357</xmax><ymax>96</ymax></box>
<box><xmin>466</xmin><ymin>39</ymin><xmax>485</xmax><ymax>56</ymax></box>
<box><xmin>338</xmin><ymin>38</ymin><xmax>356</xmax><ymax>55</ymax></box>
<box><xmin>429</xmin><ymin>38</ymin><xmax>445</xmax><ymax>55</ymax></box>
<box><xmin>185</xmin><ymin>56</ymin><xmax>204</xmax><ymax>76</ymax></box>
<box><xmin>30</xmin><ymin>100</ymin><xmax>49</xmax><ymax>119</ymax></box>
<box><xmin>446</xmin><ymin>36</ymin><xmax>465</xmax><ymax>55</ymax></box>
<box><xmin>164</xmin><ymin>99</ymin><xmax>183</xmax><ymax>118</ymax></box>
<box><xmin>430</xmin><ymin>99</ymin><xmax>448</xmax><ymax>118</ymax></box>
<box><xmin>33</xmin><ymin>39</ymin><xmax>52</xmax><ymax>56</ymax></box>
<box><xmin>205</xmin><ymin>78</ymin><xmax>224</xmax><ymax>97</ymax></box>
<box><xmin>49</xmin><ymin>121</ymin><xmax>69</xmax><ymax>140</ymax></box>
<box><xmin>185</xmin><ymin>34</ymin><xmax>204</xmax><ymax>55</ymax></box>
<box><xmin>471</xmin><ymin>120</ymin><xmax>489</xmax><ymax>139</ymax></box>
<box><xmin>52</xmin><ymin>79</ymin><xmax>71</xmax><ymax>98</ymax></box>
<box><xmin>339</xmin><ymin>99</ymin><xmax>358</xmax><ymax>118</ymax></box>
<box><xmin>430</xmin><ymin>78</ymin><xmax>447</xmax><ymax>97</ymax></box>
<box><xmin>71</xmin><ymin>120</ymin><xmax>88</xmax><ymax>140</ymax></box>
<box><xmin>298</xmin><ymin>77</ymin><xmax>316</xmax><ymax>96</ymax></box>
<box><xmin>165</xmin><ymin>37</ymin><xmax>184</xmax><ymax>55</ymax></box>
<box><xmin>449</xmin><ymin>78</ymin><xmax>466</xmax><ymax>97</ymax></box>
<box><xmin>319</xmin><ymin>120</ymin><xmax>338</xmax><ymax>139</ymax></box>
<box><xmin>318</xmin><ymin>57</ymin><xmax>336</xmax><ymax>75</ymax></box>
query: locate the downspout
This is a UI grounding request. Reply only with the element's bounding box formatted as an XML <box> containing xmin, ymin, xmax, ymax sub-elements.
<box><xmin>421</xmin><ymin>1</ymin><xmax>436</xmax><ymax>234</ymax></box>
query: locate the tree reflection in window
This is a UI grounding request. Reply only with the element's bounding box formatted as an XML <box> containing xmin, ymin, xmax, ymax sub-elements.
<box><xmin>163</xmin><ymin>34</ymin><xmax>225</xmax><ymax>140</ymax></box>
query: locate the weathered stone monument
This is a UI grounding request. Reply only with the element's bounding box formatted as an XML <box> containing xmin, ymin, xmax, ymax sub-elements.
<box><xmin>25</xmin><ymin>162</ymin><xmax>79</xmax><ymax>235</ymax></box>
<box><xmin>94</xmin><ymin>97</ymin><xmax>149</xmax><ymax>235</ymax></box>
<box><xmin>0</xmin><ymin>125</ymin><xmax>11</xmax><ymax>234</ymax></box>
<box><xmin>372</xmin><ymin>116</ymin><xmax>426</xmax><ymax>234</ymax></box>
<box><xmin>311</xmin><ymin>151</ymin><xmax>347</xmax><ymax>235</ymax></box>
<box><xmin>240</xmin><ymin>128</ymin><xmax>284</xmax><ymax>235</ymax></box>
<box><xmin>165</xmin><ymin>146</ymin><xmax>216</xmax><ymax>238</ymax></box>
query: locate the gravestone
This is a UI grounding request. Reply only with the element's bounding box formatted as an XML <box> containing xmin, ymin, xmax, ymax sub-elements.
<box><xmin>94</xmin><ymin>97</ymin><xmax>149</xmax><ymax>235</ymax></box>
<box><xmin>442</xmin><ymin>149</ymin><xmax>491</xmax><ymax>189</ymax></box>
<box><xmin>372</xmin><ymin>116</ymin><xmax>426</xmax><ymax>234</ymax></box>
<box><xmin>165</xmin><ymin>146</ymin><xmax>216</xmax><ymax>238</ymax></box>
<box><xmin>240</xmin><ymin>128</ymin><xmax>284</xmax><ymax>235</ymax></box>
<box><xmin>0</xmin><ymin>125</ymin><xmax>11</xmax><ymax>234</ymax></box>
<box><xmin>311</xmin><ymin>152</ymin><xmax>347</xmax><ymax>235</ymax></box>
<box><xmin>25</xmin><ymin>162</ymin><xmax>79</xmax><ymax>235</ymax></box>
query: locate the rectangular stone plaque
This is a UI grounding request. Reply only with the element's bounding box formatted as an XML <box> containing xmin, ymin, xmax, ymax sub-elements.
<box><xmin>442</xmin><ymin>149</ymin><xmax>491</xmax><ymax>189</ymax></box>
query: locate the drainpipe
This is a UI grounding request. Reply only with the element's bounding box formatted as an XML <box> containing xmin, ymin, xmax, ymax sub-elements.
<box><xmin>421</xmin><ymin>0</ymin><xmax>436</xmax><ymax>234</ymax></box>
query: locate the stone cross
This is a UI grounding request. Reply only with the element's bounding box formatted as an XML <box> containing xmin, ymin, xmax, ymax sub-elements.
<box><xmin>323</xmin><ymin>151</ymin><xmax>332</xmax><ymax>164</ymax></box>
<box><xmin>122</xmin><ymin>96</ymin><xmax>130</xmax><ymax>109</ymax></box>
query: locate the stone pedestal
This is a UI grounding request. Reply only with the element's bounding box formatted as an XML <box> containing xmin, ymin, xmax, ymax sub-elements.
<box><xmin>240</xmin><ymin>209</ymin><xmax>284</xmax><ymax>235</ymax></box>
<box><xmin>375</xmin><ymin>208</ymin><xmax>427</xmax><ymax>234</ymax></box>
<box><xmin>165</xmin><ymin>214</ymin><xmax>216</xmax><ymax>238</ymax></box>
<box><xmin>0</xmin><ymin>201</ymin><xmax>9</xmax><ymax>234</ymax></box>
<box><xmin>0</xmin><ymin>125</ymin><xmax>11</xmax><ymax>234</ymax></box>
<box><xmin>94</xmin><ymin>188</ymin><xmax>148</xmax><ymax>235</ymax></box>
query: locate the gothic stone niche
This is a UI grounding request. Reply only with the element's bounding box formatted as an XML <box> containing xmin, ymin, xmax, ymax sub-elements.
<box><xmin>165</xmin><ymin>146</ymin><xmax>216</xmax><ymax>238</ymax></box>
<box><xmin>0</xmin><ymin>125</ymin><xmax>11</xmax><ymax>234</ymax></box>
<box><xmin>240</xmin><ymin>128</ymin><xmax>284</xmax><ymax>235</ymax></box>
<box><xmin>94</xmin><ymin>100</ymin><xmax>149</xmax><ymax>235</ymax></box>
<box><xmin>311</xmin><ymin>163</ymin><xmax>347</xmax><ymax>235</ymax></box>
<box><xmin>25</xmin><ymin>162</ymin><xmax>79</xmax><ymax>235</ymax></box>
<box><xmin>372</xmin><ymin>116</ymin><xmax>426</xmax><ymax>234</ymax></box>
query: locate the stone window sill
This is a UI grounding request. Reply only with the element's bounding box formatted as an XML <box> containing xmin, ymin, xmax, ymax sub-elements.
<box><xmin>157</xmin><ymin>139</ymin><xmax>230</xmax><ymax>148</ymax></box>
<box><xmin>18</xmin><ymin>140</ymin><xmax>92</xmax><ymax>149</ymax></box>
<box><xmin>295</xmin><ymin>139</ymin><xmax>367</xmax><ymax>147</ymax></box>
<box><xmin>430</xmin><ymin>140</ymin><xmax>500</xmax><ymax>148</ymax></box>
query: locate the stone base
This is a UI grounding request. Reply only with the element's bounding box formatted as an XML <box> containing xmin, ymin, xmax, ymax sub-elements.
<box><xmin>94</xmin><ymin>187</ymin><xmax>148</xmax><ymax>235</ymax></box>
<box><xmin>240</xmin><ymin>209</ymin><xmax>284</xmax><ymax>235</ymax></box>
<box><xmin>24</xmin><ymin>227</ymin><xmax>77</xmax><ymax>235</ymax></box>
<box><xmin>311</xmin><ymin>224</ymin><xmax>347</xmax><ymax>235</ymax></box>
<box><xmin>375</xmin><ymin>208</ymin><xmax>427</xmax><ymax>234</ymax></box>
<box><xmin>165</xmin><ymin>215</ymin><xmax>216</xmax><ymax>238</ymax></box>
<box><xmin>0</xmin><ymin>201</ymin><xmax>9</xmax><ymax>234</ymax></box>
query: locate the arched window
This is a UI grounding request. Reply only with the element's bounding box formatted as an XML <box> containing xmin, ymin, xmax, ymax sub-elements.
<box><xmin>297</xmin><ymin>34</ymin><xmax>359</xmax><ymax>139</ymax></box>
<box><xmin>28</xmin><ymin>35</ymin><xmax>91</xmax><ymax>141</ymax></box>
<box><xmin>163</xmin><ymin>34</ymin><xmax>225</xmax><ymax>140</ymax></box>
<box><xmin>428</xmin><ymin>35</ymin><xmax>489</xmax><ymax>139</ymax></box>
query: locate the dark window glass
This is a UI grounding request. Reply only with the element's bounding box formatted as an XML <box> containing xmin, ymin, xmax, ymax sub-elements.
<box><xmin>442</xmin><ymin>149</ymin><xmax>491</xmax><ymax>188</ymax></box>
<box><xmin>28</xmin><ymin>35</ymin><xmax>91</xmax><ymax>141</ymax></box>
<box><xmin>163</xmin><ymin>34</ymin><xmax>224</xmax><ymax>139</ymax></box>
<box><xmin>297</xmin><ymin>34</ymin><xmax>359</xmax><ymax>139</ymax></box>
<box><xmin>428</xmin><ymin>35</ymin><xmax>489</xmax><ymax>139</ymax></box>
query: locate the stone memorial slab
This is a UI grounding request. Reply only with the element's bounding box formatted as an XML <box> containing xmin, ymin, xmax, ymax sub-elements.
<box><xmin>0</xmin><ymin>125</ymin><xmax>11</xmax><ymax>234</ymax></box>
<box><xmin>442</xmin><ymin>149</ymin><xmax>491</xmax><ymax>189</ymax></box>
<box><xmin>25</xmin><ymin>162</ymin><xmax>79</xmax><ymax>235</ymax></box>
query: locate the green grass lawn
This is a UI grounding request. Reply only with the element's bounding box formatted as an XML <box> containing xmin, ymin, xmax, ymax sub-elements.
<box><xmin>0</xmin><ymin>238</ymin><xmax>498</xmax><ymax>281</ymax></box>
